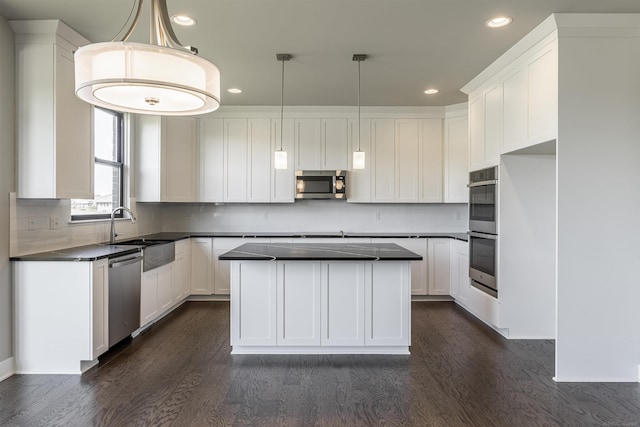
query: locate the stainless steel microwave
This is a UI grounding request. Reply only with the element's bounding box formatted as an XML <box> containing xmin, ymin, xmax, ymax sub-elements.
<box><xmin>295</xmin><ymin>170</ymin><xmax>346</xmax><ymax>200</ymax></box>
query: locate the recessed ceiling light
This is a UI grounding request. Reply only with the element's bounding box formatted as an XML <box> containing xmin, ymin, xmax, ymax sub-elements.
<box><xmin>424</xmin><ymin>89</ymin><xmax>439</xmax><ymax>95</ymax></box>
<box><xmin>171</xmin><ymin>15</ymin><xmax>197</xmax><ymax>26</ymax></box>
<box><xmin>486</xmin><ymin>16</ymin><xmax>512</xmax><ymax>28</ymax></box>
<box><xmin>227</xmin><ymin>88</ymin><xmax>242</xmax><ymax>94</ymax></box>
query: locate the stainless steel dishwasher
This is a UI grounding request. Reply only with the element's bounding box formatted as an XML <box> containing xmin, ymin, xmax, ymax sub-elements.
<box><xmin>108</xmin><ymin>252</ymin><xmax>143</xmax><ymax>347</ymax></box>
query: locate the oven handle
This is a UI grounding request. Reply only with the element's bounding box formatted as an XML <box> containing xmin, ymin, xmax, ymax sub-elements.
<box><xmin>468</xmin><ymin>231</ymin><xmax>498</xmax><ymax>240</ymax></box>
<box><xmin>467</xmin><ymin>179</ymin><xmax>498</xmax><ymax>188</ymax></box>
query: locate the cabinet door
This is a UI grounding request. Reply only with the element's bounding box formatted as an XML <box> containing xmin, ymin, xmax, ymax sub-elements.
<box><xmin>141</xmin><ymin>269</ymin><xmax>159</xmax><ymax>326</ymax></box>
<box><xmin>231</xmin><ymin>261</ymin><xmax>277</xmax><ymax>346</ymax></box>
<box><xmin>347</xmin><ymin>118</ymin><xmax>371</xmax><ymax>202</ymax></box>
<box><xmin>55</xmin><ymin>46</ymin><xmax>94</xmax><ymax>199</ymax></box>
<box><xmin>248</xmin><ymin>118</ymin><xmax>272</xmax><ymax>202</ymax></box>
<box><xmin>428</xmin><ymin>238</ymin><xmax>451</xmax><ymax>295</ymax></box>
<box><xmin>322</xmin><ymin>118</ymin><xmax>348</xmax><ymax>170</ymax></box>
<box><xmin>295</xmin><ymin>119</ymin><xmax>322</xmax><ymax>170</ymax></box>
<box><xmin>224</xmin><ymin>119</ymin><xmax>248</xmax><ymax>202</ymax></box>
<box><xmin>420</xmin><ymin>119</ymin><xmax>444</xmax><ymax>202</ymax></box>
<box><xmin>277</xmin><ymin>262</ymin><xmax>322</xmax><ymax>346</ymax></box>
<box><xmin>468</xmin><ymin>94</ymin><xmax>485</xmax><ymax>171</ymax></box>
<box><xmin>164</xmin><ymin>117</ymin><xmax>197</xmax><ymax>202</ymax></box>
<box><xmin>483</xmin><ymin>83</ymin><xmax>502</xmax><ymax>167</ymax></box>
<box><xmin>372</xmin><ymin>238</ymin><xmax>427</xmax><ymax>295</ymax></box>
<box><xmin>199</xmin><ymin>118</ymin><xmax>224</xmax><ymax>202</ymax></box>
<box><xmin>365</xmin><ymin>262</ymin><xmax>410</xmax><ymax>346</ymax></box>
<box><xmin>92</xmin><ymin>259</ymin><xmax>109</xmax><ymax>358</ymax></box>
<box><xmin>444</xmin><ymin>115</ymin><xmax>469</xmax><ymax>203</ymax></box>
<box><xmin>502</xmin><ymin>66</ymin><xmax>528</xmax><ymax>152</ymax></box>
<box><xmin>395</xmin><ymin>119</ymin><xmax>420</xmax><ymax>202</ymax></box>
<box><xmin>528</xmin><ymin>42</ymin><xmax>558</xmax><ymax>144</ymax></box>
<box><xmin>271</xmin><ymin>118</ymin><xmax>295</xmax><ymax>203</ymax></box>
<box><xmin>321</xmin><ymin>262</ymin><xmax>365</xmax><ymax>346</ymax></box>
<box><xmin>191</xmin><ymin>238</ymin><xmax>213</xmax><ymax>295</ymax></box>
<box><xmin>174</xmin><ymin>239</ymin><xmax>191</xmax><ymax>301</ymax></box>
<box><xmin>213</xmin><ymin>238</ymin><xmax>242</xmax><ymax>295</ymax></box>
<box><xmin>450</xmin><ymin>239</ymin><xmax>469</xmax><ymax>302</ymax></box>
<box><xmin>134</xmin><ymin>115</ymin><xmax>162</xmax><ymax>202</ymax></box>
<box><xmin>371</xmin><ymin>119</ymin><xmax>395</xmax><ymax>202</ymax></box>
<box><xmin>157</xmin><ymin>264</ymin><xmax>174</xmax><ymax>313</ymax></box>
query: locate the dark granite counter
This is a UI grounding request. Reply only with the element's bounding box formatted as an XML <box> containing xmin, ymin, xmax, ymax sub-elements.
<box><xmin>218</xmin><ymin>243</ymin><xmax>423</xmax><ymax>261</ymax></box>
<box><xmin>187</xmin><ymin>231</ymin><xmax>468</xmax><ymax>241</ymax></box>
<box><xmin>10</xmin><ymin>244</ymin><xmax>141</xmax><ymax>262</ymax></box>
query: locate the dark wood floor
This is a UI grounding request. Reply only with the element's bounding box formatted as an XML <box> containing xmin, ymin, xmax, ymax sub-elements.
<box><xmin>2</xmin><ymin>302</ymin><xmax>640</xmax><ymax>426</ymax></box>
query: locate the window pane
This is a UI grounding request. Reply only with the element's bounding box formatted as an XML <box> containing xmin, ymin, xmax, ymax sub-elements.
<box><xmin>94</xmin><ymin>108</ymin><xmax>119</xmax><ymax>162</ymax></box>
<box><xmin>71</xmin><ymin>164</ymin><xmax>121</xmax><ymax>217</ymax></box>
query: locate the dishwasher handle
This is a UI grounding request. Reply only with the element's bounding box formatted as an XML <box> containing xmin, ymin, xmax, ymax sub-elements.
<box><xmin>109</xmin><ymin>254</ymin><xmax>143</xmax><ymax>268</ymax></box>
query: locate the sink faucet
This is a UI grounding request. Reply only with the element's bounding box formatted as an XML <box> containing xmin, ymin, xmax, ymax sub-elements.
<box><xmin>110</xmin><ymin>206</ymin><xmax>137</xmax><ymax>244</ymax></box>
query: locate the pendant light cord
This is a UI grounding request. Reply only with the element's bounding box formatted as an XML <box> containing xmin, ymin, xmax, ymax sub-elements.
<box><xmin>357</xmin><ymin>59</ymin><xmax>361</xmax><ymax>152</ymax></box>
<box><xmin>280</xmin><ymin>57</ymin><xmax>285</xmax><ymax>151</ymax></box>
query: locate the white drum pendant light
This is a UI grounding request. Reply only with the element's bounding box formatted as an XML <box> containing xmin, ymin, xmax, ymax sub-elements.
<box><xmin>74</xmin><ymin>0</ymin><xmax>220</xmax><ymax>116</ymax></box>
<box><xmin>274</xmin><ymin>54</ymin><xmax>291</xmax><ymax>170</ymax></box>
<box><xmin>352</xmin><ymin>54</ymin><xmax>367</xmax><ymax>170</ymax></box>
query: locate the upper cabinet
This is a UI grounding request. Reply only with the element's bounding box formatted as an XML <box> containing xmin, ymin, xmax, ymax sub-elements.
<box><xmin>463</xmin><ymin>30</ymin><xmax>558</xmax><ymax>170</ymax></box>
<box><xmin>443</xmin><ymin>114</ymin><xmax>469</xmax><ymax>203</ymax></box>
<box><xmin>295</xmin><ymin>118</ymin><xmax>348</xmax><ymax>171</ymax></box>
<box><xmin>135</xmin><ymin>115</ymin><xmax>197</xmax><ymax>202</ymax></box>
<box><xmin>12</xmin><ymin>20</ymin><xmax>94</xmax><ymax>199</ymax></box>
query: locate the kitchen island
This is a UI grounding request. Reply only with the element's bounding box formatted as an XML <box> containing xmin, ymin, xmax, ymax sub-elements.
<box><xmin>219</xmin><ymin>242</ymin><xmax>422</xmax><ymax>355</ymax></box>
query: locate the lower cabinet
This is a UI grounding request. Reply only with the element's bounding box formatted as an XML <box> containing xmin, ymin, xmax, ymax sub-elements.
<box><xmin>140</xmin><ymin>263</ymin><xmax>173</xmax><ymax>327</ymax></box>
<box><xmin>428</xmin><ymin>238</ymin><xmax>451</xmax><ymax>295</ymax></box>
<box><xmin>190</xmin><ymin>238</ymin><xmax>213</xmax><ymax>295</ymax></box>
<box><xmin>174</xmin><ymin>239</ymin><xmax>191</xmax><ymax>302</ymax></box>
<box><xmin>449</xmin><ymin>239</ymin><xmax>469</xmax><ymax>301</ymax></box>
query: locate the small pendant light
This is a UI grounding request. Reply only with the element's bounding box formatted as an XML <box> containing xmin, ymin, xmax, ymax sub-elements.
<box><xmin>274</xmin><ymin>53</ymin><xmax>291</xmax><ymax>170</ymax></box>
<box><xmin>352</xmin><ymin>54</ymin><xmax>367</xmax><ymax>169</ymax></box>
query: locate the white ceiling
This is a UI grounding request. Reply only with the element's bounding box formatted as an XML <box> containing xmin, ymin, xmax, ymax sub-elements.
<box><xmin>2</xmin><ymin>0</ymin><xmax>640</xmax><ymax>107</ymax></box>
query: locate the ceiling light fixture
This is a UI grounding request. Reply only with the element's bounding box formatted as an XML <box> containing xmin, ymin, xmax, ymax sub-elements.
<box><xmin>424</xmin><ymin>88</ymin><xmax>439</xmax><ymax>95</ymax></box>
<box><xmin>171</xmin><ymin>14</ymin><xmax>196</xmax><ymax>26</ymax></box>
<box><xmin>486</xmin><ymin>16</ymin><xmax>513</xmax><ymax>28</ymax></box>
<box><xmin>74</xmin><ymin>0</ymin><xmax>220</xmax><ymax>116</ymax></box>
<box><xmin>227</xmin><ymin>88</ymin><xmax>242</xmax><ymax>94</ymax></box>
<box><xmin>352</xmin><ymin>54</ymin><xmax>367</xmax><ymax>170</ymax></box>
<box><xmin>274</xmin><ymin>53</ymin><xmax>291</xmax><ymax>170</ymax></box>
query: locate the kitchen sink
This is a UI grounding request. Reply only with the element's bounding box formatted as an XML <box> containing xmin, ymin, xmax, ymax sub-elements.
<box><xmin>112</xmin><ymin>239</ymin><xmax>175</xmax><ymax>271</ymax></box>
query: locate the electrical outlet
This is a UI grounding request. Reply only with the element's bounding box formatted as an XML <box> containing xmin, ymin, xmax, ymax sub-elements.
<box><xmin>50</xmin><ymin>217</ymin><xmax>61</xmax><ymax>230</ymax></box>
<box><xmin>28</xmin><ymin>217</ymin><xmax>37</xmax><ymax>231</ymax></box>
<box><xmin>454</xmin><ymin>212</ymin><xmax>461</xmax><ymax>221</ymax></box>
<box><xmin>374</xmin><ymin>211</ymin><xmax>381</xmax><ymax>221</ymax></box>
<box><xmin>262</xmin><ymin>212</ymin><xmax>268</xmax><ymax>221</ymax></box>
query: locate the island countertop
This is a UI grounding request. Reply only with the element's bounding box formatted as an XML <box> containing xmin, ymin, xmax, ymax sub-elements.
<box><xmin>218</xmin><ymin>242</ymin><xmax>423</xmax><ymax>261</ymax></box>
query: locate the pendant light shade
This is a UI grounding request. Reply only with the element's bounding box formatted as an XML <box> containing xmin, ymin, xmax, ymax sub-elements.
<box><xmin>352</xmin><ymin>54</ymin><xmax>367</xmax><ymax>170</ymax></box>
<box><xmin>74</xmin><ymin>0</ymin><xmax>220</xmax><ymax>116</ymax></box>
<box><xmin>275</xmin><ymin>53</ymin><xmax>291</xmax><ymax>170</ymax></box>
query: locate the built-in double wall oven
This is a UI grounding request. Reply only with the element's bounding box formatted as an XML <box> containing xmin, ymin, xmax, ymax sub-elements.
<box><xmin>468</xmin><ymin>166</ymin><xmax>498</xmax><ymax>298</ymax></box>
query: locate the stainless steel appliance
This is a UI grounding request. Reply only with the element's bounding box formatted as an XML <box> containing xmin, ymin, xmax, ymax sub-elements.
<box><xmin>108</xmin><ymin>253</ymin><xmax>142</xmax><ymax>347</ymax></box>
<box><xmin>468</xmin><ymin>166</ymin><xmax>497</xmax><ymax>234</ymax></box>
<box><xmin>295</xmin><ymin>170</ymin><xmax>346</xmax><ymax>199</ymax></box>
<box><xmin>468</xmin><ymin>166</ymin><xmax>498</xmax><ymax>297</ymax></box>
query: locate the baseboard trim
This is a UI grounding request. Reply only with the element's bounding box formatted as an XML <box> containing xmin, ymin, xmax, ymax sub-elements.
<box><xmin>0</xmin><ymin>357</ymin><xmax>15</xmax><ymax>382</ymax></box>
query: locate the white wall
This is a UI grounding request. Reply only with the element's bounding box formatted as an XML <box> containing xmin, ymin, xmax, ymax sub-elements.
<box><xmin>159</xmin><ymin>202</ymin><xmax>468</xmax><ymax>234</ymax></box>
<box><xmin>0</xmin><ymin>15</ymin><xmax>15</xmax><ymax>372</ymax></box>
<box><xmin>555</xmin><ymin>15</ymin><xmax>640</xmax><ymax>381</ymax></box>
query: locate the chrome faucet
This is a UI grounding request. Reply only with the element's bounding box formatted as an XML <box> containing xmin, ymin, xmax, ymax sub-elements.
<box><xmin>110</xmin><ymin>206</ymin><xmax>137</xmax><ymax>244</ymax></box>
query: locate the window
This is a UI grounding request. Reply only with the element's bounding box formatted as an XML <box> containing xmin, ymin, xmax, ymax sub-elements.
<box><xmin>71</xmin><ymin>107</ymin><xmax>124</xmax><ymax>220</ymax></box>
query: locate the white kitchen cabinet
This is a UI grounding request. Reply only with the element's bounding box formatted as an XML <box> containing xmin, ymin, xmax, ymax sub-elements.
<box><xmin>372</xmin><ymin>238</ymin><xmax>427</xmax><ymax>295</ymax></box>
<box><xmin>231</xmin><ymin>261</ymin><xmax>278</xmax><ymax>346</ymax></box>
<box><xmin>449</xmin><ymin>239</ymin><xmax>469</xmax><ymax>302</ymax></box>
<box><xmin>501</xmin><ymin>66</ymin><xmax>528</xmax><ymax>152</ymax></box>
<box><xmin>371</xmin><ymin>119</ymin><xmax>396</xmax><ymax>202</ymax></box>
<box><xmin>295</xmin><ymin>119</ymin><xmax>322</xmax><ymax>170</ymax></box>
<box><xmin>14</xmin><ymin>259</ymin><xmax>109</xmax><ymax>374</ymax></box>
<box><xmin>321</xmin><ymin>262</ymin><xmax>366</xmax><ymax>346</ymax></box>
<box><xmin>419</xmin><ymin>119</ymin><xmax>444</xmax><ymax>203</ymax></box>
<box><xmin>395</xmin><ymin>119</ymin><xmax>421</xmax><ymax>202</ymax></box>
<box><xmin>140</xmin><ymin>262</ymin><xmax>175</xmax><ymax>327</ymax></box>
<box><xmin>277</xmin><ymin>262</ymin><xmax>322</xmax><ymax>346</ymax></box>
<box><xmin>444</xmin><ymin>114</ymin><xmax>469</xmax><ymax>202</ymax></box>
<box><xmin>199</xmin><ymin>118</ymin><xmax>224</xmax><ymax>202</ymax></box>
<box><xmin>347</xmin><ymin>119</ymin><xmax>372</xmax><ymax>202</ymax></box>
<box><xmin>271</xmin><ymin>118</ymin><xmax>295</xmax><ymax>202</ymax></box>
<box><xmin>156</xmin><ymin>264</ymin><xmax>174</xmax><ymax>314</ymax></box>
<box><xmin>527</xmin><ymin>40</ymin><xmax>557</xmax><ymax>145</ymax></box>
<box><xmin>191</xmin><ymin>238</ymin><xmax>213</xmax><ymax>295</ymax></box>
<box><xmin>173</xmin><ymin>239</ymin><xmax>191</xmax><ymax>302</ymax></box>
<box><xmin>295</xmin><ymin>118</ymin><xmax>348</xmax><ymax>171</ymax></box>
<box><xmin>213</xmin><ymin>238</ymin><xmax>270</xmax><ymax>294</ymax></box>
<box><xmin>428</xmin><ymin>238</ymin><xmax>451</xmax><ymax>295</ymax></box>
<box><xmin>468</xmin><ymin>83</ymin><xmax>501</xmax><ymax>172</ymax></box>
<box><xmin>135</xmin><ymin>115</ymin><xmax>197</xmax><ymax>202</ymax></box>
<box><xmin>223</xmin><ymin>119</ymin><xmax>249</xmax><ymax>202</ymax></box>
<box><xmin>12</xmin><ymin>20</ymin><xmax>94</xmax><ymax>200</ymax></box>
<box><xmin>248</xmin><ymin>119</ymin><xmax>272</xmax><ymax>202</ymax></box>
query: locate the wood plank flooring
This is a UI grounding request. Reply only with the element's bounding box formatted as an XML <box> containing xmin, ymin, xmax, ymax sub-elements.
<box><xmin>2</xmin><ymin>301</ymin><xmax>640</xmax><ymax>426</ymax></box>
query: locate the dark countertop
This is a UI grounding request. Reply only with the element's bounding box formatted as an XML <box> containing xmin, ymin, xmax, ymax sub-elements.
<box><xmin>218</xmin><ymin>243</ymin><xmax>423</xmax><ymax>261</ymax></box>
<box><xmin>10</xmin><ymin>231</ymin><xmax>465</xmax><ymax>262</ymax></box>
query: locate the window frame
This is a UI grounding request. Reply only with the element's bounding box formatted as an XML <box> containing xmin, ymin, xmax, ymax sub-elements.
<box><xmin>70</xmin><ymin>107</ymin><xmax>125</xmax><ymax>221</ymax></box>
